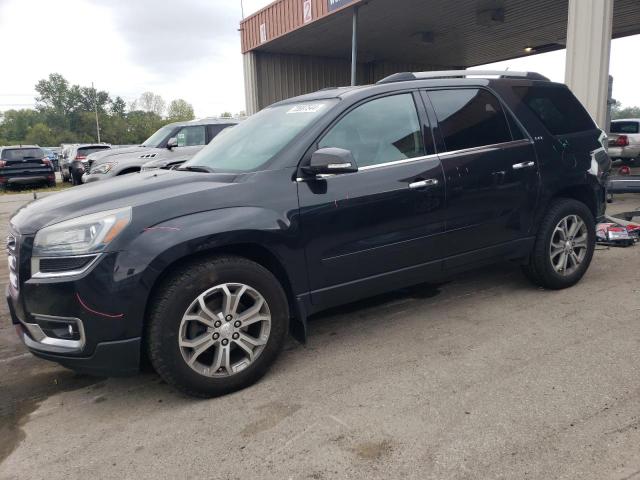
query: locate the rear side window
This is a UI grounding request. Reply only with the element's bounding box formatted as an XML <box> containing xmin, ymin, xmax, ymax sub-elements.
<box><xmin>512</xmin><ymin>85</ymin><xmax>596</xmax><ymax>135</ymax></box>
<box><xmin>1</xmin><ymin>148</ymin><xmax>44</xmax><ymax>161</ymax></box>
<box><xmin>319</xmin><ymin>93</ymin><xmax>427</xmax><ymax>168</ymax></box>
<box><xmin>428</xmin><ymin>89</ymin><xmax>512</xmax><ymax>152</ymax></box>
<box><xmin>610</xmin><ymin>121</ymin><xmax>639</xmax><ymax>134</ymax></box>
<box><xmin>207</xmin><ymin>124</ymin><xmax>234</xmax><ymax>140</ymax></box>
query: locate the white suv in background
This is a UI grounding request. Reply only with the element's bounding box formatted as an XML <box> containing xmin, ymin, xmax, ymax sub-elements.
<box><xmin>608</xmin><ymin>119</ymin><xmax>640</xmax><ymax>163</ymax></box>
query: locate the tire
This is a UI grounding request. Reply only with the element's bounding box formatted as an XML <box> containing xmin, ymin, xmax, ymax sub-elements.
<box><xmin>146</xmin><ymin>255</ymin><xmax>289</xmax><ymax>397</ymax></box>
<box><xmin>522</xmin><ymin>198</ymin><xmax>596</xmax><ymax>290</ymax></box>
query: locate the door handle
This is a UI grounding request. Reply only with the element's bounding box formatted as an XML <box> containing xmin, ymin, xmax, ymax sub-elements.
<box><xmin>512</xmin><ymin>161</ymin><xmax>535</xmax><ymax>170</ymax></box>
<box><xmin>409</xmin><ymin>179</ymin><xmax>439</xmax><ymax>189</ymax></box>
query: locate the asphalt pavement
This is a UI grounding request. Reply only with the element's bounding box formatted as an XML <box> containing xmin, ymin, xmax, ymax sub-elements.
<box><xmin>1</xmin><ymin>189</ymin><xmax>639</xmax><ymax>480</ymax></box>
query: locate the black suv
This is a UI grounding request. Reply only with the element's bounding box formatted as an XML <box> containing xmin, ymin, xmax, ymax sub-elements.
<box><xmin>7</xmin><ymin>71</ymin><xmax>610</xmax><ymax>397</ymax></box>
<box><xmin>0</xmin><ymin>146</ymin><xmax>56</xmax><ymax>191</ymax></box>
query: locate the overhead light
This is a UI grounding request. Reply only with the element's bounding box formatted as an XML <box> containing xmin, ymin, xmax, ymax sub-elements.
<box><xmin>524</xmin><ymin>46</ymin><xmax>535</xmax><ymax>53</ymax></box>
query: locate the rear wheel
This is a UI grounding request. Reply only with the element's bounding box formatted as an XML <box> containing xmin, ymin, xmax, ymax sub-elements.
<box><xmin>522</xmin><ymin>198</ymin><xmax>595</xmax><ymax>290</ymax></box>
<box><xmin>147</xmin><ymin>256</ymin><xmax>289</xmax><ymax>397</ymax></box>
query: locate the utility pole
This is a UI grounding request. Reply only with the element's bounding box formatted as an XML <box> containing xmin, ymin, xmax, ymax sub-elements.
<box><xmin>241</xmin><ymin>0</ymin><xmax>245</xmax><ymax>19</ymax></box>
<box><xmin>92</xmin><ymin>82</ymin><xmax>101</xmax><ymax>143</ymax></box>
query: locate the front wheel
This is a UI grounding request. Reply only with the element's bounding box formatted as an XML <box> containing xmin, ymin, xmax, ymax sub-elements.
<box><xmin>146</xmin><ymin>256</ymin><xmax>289</xmax><ymax>397</ymax></box>
<box><xmin>522</xmin><ymin>198</ymin><xmax>596</xmax><ymax>290</ymax></box>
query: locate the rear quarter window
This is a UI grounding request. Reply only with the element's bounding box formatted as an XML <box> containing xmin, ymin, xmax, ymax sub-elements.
<box><xmin>512</xmin><ymin>85</ymin><xmax>596</xmax><ymax>136</ymax></box>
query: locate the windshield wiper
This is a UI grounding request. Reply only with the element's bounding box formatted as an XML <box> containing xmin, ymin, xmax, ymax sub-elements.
<box><xmin>178</xmin><ymin>165</ymin><xmax>215</xmax><ymax>173</ymax></box>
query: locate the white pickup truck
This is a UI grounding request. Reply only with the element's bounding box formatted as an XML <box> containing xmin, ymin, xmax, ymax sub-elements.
<box><xmin>608</xmin><ymin>118</ymin><xmax>640</xmax><ymax>163</ymax></box>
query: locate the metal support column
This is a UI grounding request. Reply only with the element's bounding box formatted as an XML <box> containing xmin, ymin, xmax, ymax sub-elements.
<box><xmin>351</xmin><ymin>6</ymin><xmax>359</xmax><ymax>86</ymax></box>
<box><xmin>565</xmin><ymin>0</ymin><xmax>613</xmax><ymax>129</ymax></box>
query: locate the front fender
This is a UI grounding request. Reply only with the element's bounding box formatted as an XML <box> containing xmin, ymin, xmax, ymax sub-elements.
<box><xmin>113</xmin><ymin>206</ymin><xmax>306</xmax><ymax>328</ymax></box>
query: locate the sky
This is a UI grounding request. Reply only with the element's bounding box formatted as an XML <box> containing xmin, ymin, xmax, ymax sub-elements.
<box><xmin>0</xmin><ymin>0</ymin><xmax>638</xmax><ymax>117</ymax></box>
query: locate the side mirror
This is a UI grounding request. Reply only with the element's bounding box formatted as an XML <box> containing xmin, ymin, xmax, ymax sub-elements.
<box><xmin>303</xmin><ymin>148</ymin><xmax>358</xmax><ymax>176</ymax></box>
<box><xmin>166</xmin><ymin>137</ymin><xmax>178</xmax><ymax>150</ymax></box>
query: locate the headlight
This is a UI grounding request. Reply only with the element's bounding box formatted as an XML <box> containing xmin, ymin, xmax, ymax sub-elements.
<box><xmin>91</xmin><ymin>162</ymin><xmax>116</xmax><ymax>174</ymax></box>
<box><xmin>33</xmin><ymin>207</ymin><xmax>132</xmax><ymax>257</ymax></box>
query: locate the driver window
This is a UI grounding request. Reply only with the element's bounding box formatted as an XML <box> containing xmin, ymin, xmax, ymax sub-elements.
<box><xmin>318</xmin><ymin>93</ymin><xmax>426</xmax><ymax>168</ymax></box>
<box><xmin>175</xmin><ymin>126</ymin><xmax>206</xmax><ymax>147</ymax></box>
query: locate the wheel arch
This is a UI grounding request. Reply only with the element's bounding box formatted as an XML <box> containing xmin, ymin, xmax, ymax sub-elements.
<box><xmin>552</xmin><ymin>184</ymin><xmax>598</xmax><ymax>218</ymax></box>
<box><xmin>142</xmin><ymin>242</ymin><xmax>305</xmax><ymax>350</ymax></box>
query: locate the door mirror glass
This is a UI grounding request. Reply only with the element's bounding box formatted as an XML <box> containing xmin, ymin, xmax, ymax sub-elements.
<box><xmin>304</xmin><ymin>148</ymin><xmax>358</xmax><ymax>176</ymax></box>
<box><xmin>166</xmin><ymin>137</ymin><xmax>178</xmax><ymax>149</ymax></box>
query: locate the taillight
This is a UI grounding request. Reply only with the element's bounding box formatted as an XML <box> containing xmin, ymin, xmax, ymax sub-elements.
<box><xmin>75</xmin><ymin>155</ymin><xmax>86</xmax><ymax>161</ymax></box>
<box><xmin>615</xmin><ymin>135</ymin><xmax>629</xmax><ymax>147</ymax></box>
<box><xmin>0</xmin><ymin>160</ymin><xmax>6</xmax><ymax>168</ymax></box>
<box><xmin>42</xmin><ymin>158</ymin><xmax>52</xmax><ymax>167</ymax></box>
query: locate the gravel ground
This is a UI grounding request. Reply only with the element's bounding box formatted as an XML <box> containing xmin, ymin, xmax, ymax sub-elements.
<box><xmin>1</xmin><ymin>189</ymin><xmax>639</xmax><ymax>480</ymax></box>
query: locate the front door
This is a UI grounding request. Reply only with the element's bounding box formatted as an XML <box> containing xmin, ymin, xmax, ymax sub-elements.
<box><xmin>298</xmin><ymin>92</ymin><xmax>446</xmax><ymax>308</ymax></box>
<box><xmin>425</xmin><ymin>88</ymin><xmax>540</xmax><ymax>263</ymax></box>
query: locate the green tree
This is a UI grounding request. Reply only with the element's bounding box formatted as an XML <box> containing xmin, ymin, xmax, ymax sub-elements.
<box><xmin>220</xmin><ymin>112</ymin><xmax>233</xmax><ymax>118</ymax></box>
<box><xmin>25</xmin><ymin>123</ymin><xmax>56</xmax><ymax>146</ymax></box>
<box><xmin>110</xmin><ymin>96</ymin><xmax>127</xmax><ymax>117</ymax></box>
<box><xmin>167</xmin><ymin>99</ymin><xmax>195</xmax><ymax>122</ymax></box>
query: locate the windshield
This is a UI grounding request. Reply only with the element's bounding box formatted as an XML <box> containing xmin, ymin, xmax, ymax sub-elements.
<box><xmin>78</xmin><ymin>146</ymin><xmax>110</xmax><ymax>156</ymax></box>
<box><xmin>142</xmin><ymin>125</ymin><xmax>174</xmax><ymax>147</ymax></box>
<box><xmin>184</xmin><ymin>100</ymin><xmax>338</xmax><ymax>172</ymax></box>
<box><xmin>2</xmin><ymin>148</ymin><xmax>44</xmax><ymax>161</ymax></box>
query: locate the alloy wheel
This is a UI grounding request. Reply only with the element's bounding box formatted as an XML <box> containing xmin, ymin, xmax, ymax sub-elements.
<box><xmin>549</xmin><ymin>214</ymin><xmax>588</xmax><ymax>276</ymax></box>
<box><xmin>178</xmin><ymin>283</ymin><xmax>271</xmax><ymax>377</ymax></box>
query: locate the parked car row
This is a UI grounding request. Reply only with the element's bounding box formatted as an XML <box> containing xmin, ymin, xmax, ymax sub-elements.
<box><xmin>82</xmin><ymin>118</ymin><xmax>238</xmax><ymax>183</ymax></box>
<box><xmin>8</xmin><ymin>71</ymin><xmax>611</xmax><ymax>397</ymax></box>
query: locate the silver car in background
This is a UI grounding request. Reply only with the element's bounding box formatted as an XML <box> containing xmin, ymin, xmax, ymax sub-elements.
<box><xmin>82</xmin><ymin>118</ymin><xmax>239</xmax><ymax>183</ymax></box>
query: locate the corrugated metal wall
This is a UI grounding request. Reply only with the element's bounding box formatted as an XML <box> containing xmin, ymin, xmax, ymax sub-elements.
<box><xmin>244</xmin><ymin>51</ymin><xmax>440</xmax><ymax>114</ymax></box>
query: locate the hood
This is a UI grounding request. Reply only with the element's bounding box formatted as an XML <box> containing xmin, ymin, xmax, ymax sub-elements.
<box><xmin>88</xmin><ymin>146</ymin><xmax>159</xmax><ymax>164</ymax></box>
<box><xmin>10</xmin><ymin>170</ymin><xmax>242</xmax><ymax>234</ymax></box>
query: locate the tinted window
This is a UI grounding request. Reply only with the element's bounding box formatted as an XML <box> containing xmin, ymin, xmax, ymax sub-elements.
<box><xmin>176</xmin><ymin>125</ymin><xmax>206</xmax><ymax>147</ymax></box>
<box><xmin>207</xmin><ymin>124</ymin><xmax>234</xmax><ymax>140</ymax></box>
<box><xmin>1</xmin><ymin>148</ymin><xmax>44</xmax><ymax>161</ymax></box>
<box><xmin>611</xmin><ymin>121</ymin><xmax>639</xmax><ymax>134</ymax></box>
<box><xmin>319</xmin><ymin>94</ymin><xmax>425</xmax><ymax>168</ymax></box>
<box><xmin>512</xmin><ymin>85</ymin><xmax>596</xmax><ymax>135</ymax></box>
<box><xmin>429</xmin><ymin>89</ymin><xmax>512</xmax><ymax>152</ymax></box>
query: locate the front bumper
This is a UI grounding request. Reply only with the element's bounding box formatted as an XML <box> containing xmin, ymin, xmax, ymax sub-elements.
<box><xmin>6</xmin><ymin>241</ymin><xmax>146</xmax><ymax>376</ymax></box>
<box><xmin>82</xmin><ymin>173</ymin><xmax>105</xmax><ymax>183</ymax></box>
<box><xmin>608</xmin><ymin>146</ymin><xmax>640</xmax><ymax>159</ymax></box>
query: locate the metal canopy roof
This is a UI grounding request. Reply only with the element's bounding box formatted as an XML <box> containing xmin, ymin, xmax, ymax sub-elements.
<box><xmin>245</xmin><ymin>0</ymin><xmax>640</xmax><ymax>67</ymax></box>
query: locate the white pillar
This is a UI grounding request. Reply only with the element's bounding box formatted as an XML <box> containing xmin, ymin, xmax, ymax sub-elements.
<box><xmin>564</xmin><ymin>0</ymin><xmax>613</xmax><ymax>128</ymax></box>
<box><xmin>243</xmin><ymin>52</ymin><xmax>260</xmax><ymax>116</ymax></box>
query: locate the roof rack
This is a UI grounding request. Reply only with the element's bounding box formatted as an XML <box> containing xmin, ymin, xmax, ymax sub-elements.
<box><xmin>377</xmin><ymin>70</ymin><xmax>550</xmax><ymax>85</ymax></box>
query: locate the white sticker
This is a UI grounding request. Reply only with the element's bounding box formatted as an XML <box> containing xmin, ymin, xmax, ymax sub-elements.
<box><xmin>287</xmin><ymin>104</ymin><xmax>325</xmax><ymax>114</ymax></box>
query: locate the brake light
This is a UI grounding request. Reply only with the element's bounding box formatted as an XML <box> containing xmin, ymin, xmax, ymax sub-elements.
<box><xmin>42</xmin><ymin>158</ymin><xmax>52</xmax><ymax>167</ymax></box>
<box><xmin>75</xmin><ymin>155</ymin><xmax>86</xmax><ymax>161</ymax></box>
<box><xmin>615</xmin><ymin>135</ymin><xmax>629</xmax><ymax>147</ymax></box>
<box><xmin>0</xmin><ymin>160</ymin><xmax>5</xmax><ymax>168</ymax></box>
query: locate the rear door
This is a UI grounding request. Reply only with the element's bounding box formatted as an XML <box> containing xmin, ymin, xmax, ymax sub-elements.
<box><xmin>424</xmin><ymin>88</ymin><xmax>540</xmax><ymax>264</ymax></box>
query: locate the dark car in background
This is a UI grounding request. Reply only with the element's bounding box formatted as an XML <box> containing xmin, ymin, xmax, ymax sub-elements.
<box><xmin>41</xmin><ymin>148</ymin><xmax>60</xmax><ymax>171</ymax></box>
<box><xmin>82</xmin><ymin>118</ymin><xmax>239</xmax><ymax>182</ymax></box>
<box><xmin>7</xmin><ymin>71</ymin><xmax>610</xmax><ymax>397</ymax></box>
<box><xmin>61</xmin><ymin>144</ymin><xmax>111</xmax><ymax>185</ymax></box>
<box><xmin>0</xmin><ymin>146</ymin><xmax>55</xmax><ymax>191</ymax></box>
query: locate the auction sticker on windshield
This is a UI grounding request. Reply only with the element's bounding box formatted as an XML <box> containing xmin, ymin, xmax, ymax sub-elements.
<box><xmin>287</xmin><ymin>104</ymin><xmax>326</xmax><ymax>114</ymax></box>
